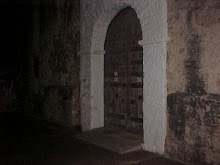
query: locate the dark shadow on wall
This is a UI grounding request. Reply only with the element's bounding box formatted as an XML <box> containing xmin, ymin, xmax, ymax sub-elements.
<box><xmin>0</xmin><ymin>0</ymin><xmax>80</xmax><ymax>128</ymax></box>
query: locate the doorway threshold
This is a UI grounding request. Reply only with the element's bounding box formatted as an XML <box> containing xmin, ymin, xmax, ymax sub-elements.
<box><xmin>74</xmin><ymin>127</ymin><xmax>143</xmax><ymax>154</ymax></box>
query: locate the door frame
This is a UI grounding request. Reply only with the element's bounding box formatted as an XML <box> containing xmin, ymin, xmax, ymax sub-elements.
<box><xmin>78</xmin><ymin>0</ymin><xmax>169</xmax><ymax>154</ymax></box>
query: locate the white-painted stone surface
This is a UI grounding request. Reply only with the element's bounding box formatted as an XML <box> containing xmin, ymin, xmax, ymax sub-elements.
<box><xmin>79</xmin><ymin>0</ymin><xmax>168</xmax><ymax>154</ymax></box>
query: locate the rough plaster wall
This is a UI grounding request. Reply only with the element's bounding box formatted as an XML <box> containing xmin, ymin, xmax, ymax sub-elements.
<box><xmin>167</xmin><ymin>3</ymin><xmax>187</xmax><ymax>94</ymax></box>
<box><xmin>166</xmin><ymin>0</ymin><xmax>220</xmax><ymax>164</ymax></box>
<box><xmin>33</xmin><ymin>0</ymin><xmax>80</xmax><ymax>127</ymax></box>
<box><xmin>167</xmin><ymin>0</ymin><xmax>220</xmax><ymax>95</ymax></box>
<box><xmin>197</xmin><ymin>7</ymin><xmax>220</xmax><ymax>94</ymax></box>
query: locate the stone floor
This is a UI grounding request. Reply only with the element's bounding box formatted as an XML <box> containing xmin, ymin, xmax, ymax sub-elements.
<box><xmin>0</xmin><ymin>112</ymin><xmax>185</xmax><ymax>165</ymax></box>
<box><xmin>74</xmin><ymin>126</ymin><xmax>143</xmax><ymax>154</ymax></box>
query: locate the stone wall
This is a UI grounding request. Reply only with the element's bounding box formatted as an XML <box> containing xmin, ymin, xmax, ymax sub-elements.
<box><xmin>21</xmin><ymin>0</ymin><xmax>220</xmax><ymax>163</ymax></box>
<box><xmin>167</xmin><ymin>0</ymin><xmax>220</xmax><ymax>95</ymax></box>
<box><xmin>166</xmin><ymin>93</ymin><xmax>220</xmax><ymax>164</ymax></box>
<box><xmin>30</xmin><ymin>0</ymin><xmax>80</xmax><ymax>127</ymax></box>
<box><xmin>166</xmin><ymin>0</ymin><xmax>220</xmax><ymax>164</ymax></box>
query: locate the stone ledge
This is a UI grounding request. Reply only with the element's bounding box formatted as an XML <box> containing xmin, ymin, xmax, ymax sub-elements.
<box><xmin>138</xmin><ymin>37</ymin><xmax>170</xmax><ymax>46</ymax></box>
<box><xmin>77</xmin><ymin>50</ymin><xmax>106</xmax><ymax>56</ymax></box>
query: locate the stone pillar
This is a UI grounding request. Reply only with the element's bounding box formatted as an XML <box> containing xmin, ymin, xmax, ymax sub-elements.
<box><xmin>139</xmin><ymin>37</ymin><xmax>169</xmax><ymax>153</ymax></box>
<box><xmin>79</xmin><ymin>50</ymin><xmax>105</xmax><ymax>131</ymax></box>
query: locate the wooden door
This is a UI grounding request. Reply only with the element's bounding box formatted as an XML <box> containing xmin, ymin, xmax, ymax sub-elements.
<box><xmin>104</xmin><ymin>7</ymin><xmax>143</xmax><ymax>134</ymax></box>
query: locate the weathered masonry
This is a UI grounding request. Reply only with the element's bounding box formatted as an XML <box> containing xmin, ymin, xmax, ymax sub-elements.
<box><xmin>1</xmin><ymin>0</ymin><xmax>219</xmax><ymax>165</ymax></box>
<box><xmin>79</xmin><ymin>0</ymin><xmax>220</xmax><ymax>165</ymax></box>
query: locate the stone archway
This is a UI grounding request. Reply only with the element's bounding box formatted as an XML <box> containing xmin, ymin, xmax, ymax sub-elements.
<box><xmin>78</xmin><ymin>0</ymin><xmax>169</xmax><ymax>154</ymax></box>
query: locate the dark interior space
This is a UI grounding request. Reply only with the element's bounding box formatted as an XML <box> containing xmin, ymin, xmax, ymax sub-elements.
<box><xmin>0</xmin><ymin>0</ymin><xmax>34</xmax><ymax>73</ymax></box>
<box><xmin>0</xmin><ymin>1</ymin><xmax>33</xmax><ymax>114</ymax></box>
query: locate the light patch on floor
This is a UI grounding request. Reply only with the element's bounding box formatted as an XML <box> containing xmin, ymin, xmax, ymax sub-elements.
<box><xmin>74</xmin><ymin>127</ymin><xmax>143</xmax><ymax>154</ymax></box>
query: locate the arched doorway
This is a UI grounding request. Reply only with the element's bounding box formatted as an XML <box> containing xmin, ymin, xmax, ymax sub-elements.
<box><xmin>104</xmin><ymin>7</ymin><xmax>143</xmax><ymax>134</ymax></box>
<box><xmin>79</xmin><ymin>0</ymin><xmax>168</xmax><ymax>153</ymax></box>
